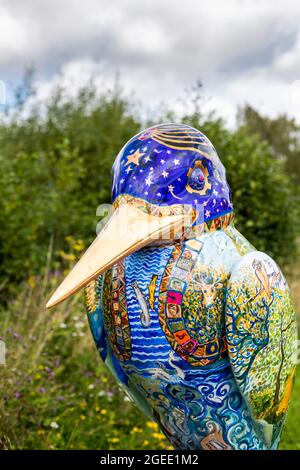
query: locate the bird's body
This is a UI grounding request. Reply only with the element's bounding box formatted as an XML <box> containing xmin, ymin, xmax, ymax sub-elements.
<box><xmin>86</xmin><ymin>225</ymin><xmax>297</xmax><ymax>450</ymax></box>
<box><xmin>48</xmin><ymin>123</ymin><xmax>297</xmax><ymax>450</ymax></box>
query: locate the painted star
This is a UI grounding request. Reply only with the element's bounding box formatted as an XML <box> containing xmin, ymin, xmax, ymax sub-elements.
<box><xmin>125</xmin><ymin>166</ymin><xmax>132</xmax><ymax>174</ymax></box>
<box><xmin>145</xmin><ymin>177</ymin><xmax>153</xmax><ymax>186</ymax></box>
<box><xmin>120</xmin><ymin>178</ymin><xmax>125</xmax><ymax>184</ymax></box>
<box><xmin>162</xmin><ymin>170</ymin><xmax>169</xmax><ymax>178</ymax></box>
<box><xmin>168</xmin><ymin>184</ymin><xmax>175</xmax><ymax>192</ymax></box>
<box><xmin>160</xmin><ymin>159</ymin><xmax>165</xmax><ymax>164</ymax></box>
<box><xmin>205</xmin><ymin>210</ymin><xmax>211</xmax><ymax>218</ymax></box>
<box><xmin>203</xmin><ymin>200</ymin><xmax>208</xmax><ymax>206</ymax></box>
<box><xmin>173</xmin><ymin>159</ymin><xmax>180</xmax><ymax>166</ymax></box>
<box><xmin>213</xmin><ymin>189</ymin><xmax>219</xmax><ymax>196</ymax></box>
<box><xmin>144</xmin><ymin>155</ymin><xmax>151</xmax><ymax>163</ymax></box>
<box><xmin>126</xmin><ymin>149</ymin><xmax>145</xmax><ymax>166</ymax></box>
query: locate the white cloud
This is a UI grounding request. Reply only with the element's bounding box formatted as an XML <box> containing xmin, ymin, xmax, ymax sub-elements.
<box><xmin>0</xmin><ymin>0</ymin><xmax>300</xmax><ymax>125</ymax></box>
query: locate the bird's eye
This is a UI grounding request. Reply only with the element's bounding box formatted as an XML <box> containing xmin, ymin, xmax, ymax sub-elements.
<box><xmin>189</xmin><ymin>167</ymin><xmax>206</xmax><ymax>191</ymax></box>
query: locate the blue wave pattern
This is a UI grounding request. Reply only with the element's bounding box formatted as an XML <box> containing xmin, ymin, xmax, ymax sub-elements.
<box><xmin>125</xmin><ymin>245</ymin><xmax>173</xmax><ymax>363</ymax></box>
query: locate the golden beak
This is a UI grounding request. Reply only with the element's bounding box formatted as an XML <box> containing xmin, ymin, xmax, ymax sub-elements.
<box><xmin>46</xmin><ymin>204</ymin><xmax>190</xmax><ymax>308</ymax></box>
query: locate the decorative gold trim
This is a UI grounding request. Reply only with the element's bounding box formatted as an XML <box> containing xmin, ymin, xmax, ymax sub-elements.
<box><xmin>113</xmin><ymin>195</ymin><xmax>235</xmax><ymax>235</ymax></box>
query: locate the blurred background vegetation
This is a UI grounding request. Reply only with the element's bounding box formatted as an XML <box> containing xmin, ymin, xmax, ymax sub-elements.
<box><xmin>0</xmin><ymin>75</ymin><xmax>299</xmax><ymax>449</ymax></box>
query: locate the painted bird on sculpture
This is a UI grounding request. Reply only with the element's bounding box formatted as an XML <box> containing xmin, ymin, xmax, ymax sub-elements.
<box><xmin>47</xmin><ymin>123</ymin><xmax>297</xmax><ymax>450</ymax></box>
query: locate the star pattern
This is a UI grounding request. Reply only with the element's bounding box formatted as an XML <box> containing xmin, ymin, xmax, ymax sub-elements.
<box><xmin>126</xmin><ymin>149</ymin><xmax>145</xmax><ymax>166</ymax></box>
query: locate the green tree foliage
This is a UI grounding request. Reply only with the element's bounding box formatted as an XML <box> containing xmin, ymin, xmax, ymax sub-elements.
<box><xmin>238</xmin><ymin>105</ymin><xmax>300</xmax><ymax>183</ymax></box>
<box><xmin>0</xmin><ymin>81</ymin><xmax>299</xmax><ymax>297</ymax></box>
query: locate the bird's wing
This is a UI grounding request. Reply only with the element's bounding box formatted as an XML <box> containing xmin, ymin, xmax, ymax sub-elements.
<box><xmin>85</xmin><ymin>275</ymin><xmax>108</xmax><ymax>362</ymax></box>
<box><xmin>225</xmin><ymin>250</ymin><xmax>297</xmax><ymax>448</ymax></box>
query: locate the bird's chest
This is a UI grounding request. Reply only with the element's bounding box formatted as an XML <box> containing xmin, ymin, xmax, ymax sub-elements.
<box><xmin>101</xmin><ymin>240</ymin><xmax>229</xmax><ymax>368</ymax></box>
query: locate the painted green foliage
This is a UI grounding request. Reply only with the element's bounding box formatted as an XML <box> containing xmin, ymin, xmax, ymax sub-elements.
<box><xmin>226</xmin><ymin>251</ymin><xmax>297</xmax><ymax>444</ymax></box>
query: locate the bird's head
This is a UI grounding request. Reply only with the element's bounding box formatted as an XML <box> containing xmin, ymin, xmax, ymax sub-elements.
<box><xmin>47</xmin><ymin>123</ymin><xmax>234</xmax><ymax>308</ymax></box>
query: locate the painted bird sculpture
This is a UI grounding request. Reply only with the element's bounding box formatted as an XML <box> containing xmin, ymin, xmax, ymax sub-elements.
<box><xmin>47</xmin><ymin>123</ymin><xmax>297</xmax><ymax>450</ymax></box>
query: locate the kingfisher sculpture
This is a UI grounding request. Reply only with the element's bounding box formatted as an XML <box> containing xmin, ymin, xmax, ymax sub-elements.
<box><xmin>47</xmin><ymin>123</ymin><xmax>297</xmax><ymax>450</ymax></box>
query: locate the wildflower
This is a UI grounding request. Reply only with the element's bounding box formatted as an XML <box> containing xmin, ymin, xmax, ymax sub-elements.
<box><xmin>143</xmin><ymin>440</ymin><xmax>149</xmax><ymax>446</ymax></box>
<box><xmin>80</xmin><ymin>415</ymin><xmax>86</xmax><ymax>421</ymax></box>
<box><xmin>50</xmin><ymin>421</ymin><xmax>59</xmax><ymax>429</ymax></box>
<box><xmin>98</xmin><ymin>391</ymin><xmax>106</xmax><ymax>397</ymax></box>
<box><xmin>14</xmin><ymin>391</ymin><xmax>21</xmax><ymax>399</ymax></box>
<box><xmin>101</xmin><ymin>377</ymin><xmax>108</xmax><ymax>383</ymax></box>
<box><xmin>73</xmin><ymin>315</ymin><xmax>79</xmax><ymax>321</ymax></box>
<box><xmin>95</xmin><ymin>406</ymin><xmax>100</xmax><ymax>412</ymax></box>
<box><xmin>72</xmin><ymin>332</ymin><xmax>77</xmax><ymax>337</ymax></box>
<box><xmin>108</xmin><ymin>437</ymin><xmax>120</xmax><ymax>443</ymax></box>
<box><xmin>59</xmin><ymin>323</ymin><xmax>67</xmax><ymax>329</ymax></box>
<box><xmin>35</xmin><ymin>373</ymin><xmax>42</xmax><ymax>380</ymax></box>
<box><xmin>39</xmin><ymin>387</ymin><xmax>46</xmax><ymax>393</ymax></box>
<box><xmin>78</xmin><ymin>331</ymin><xmax>84</xmax><ymax>337</ymax></box>
<box><xmin>73</xmin><ymin>240</ymin><xmax>85</xmax><ymax>252</ymax></box>
<box><xmin>28</xmin><ymin>276</ymin><xmax>36</xmax><ymax>288</ymax></box>
<box><xmin>131</xmin><ymin>426</ymin><xmax>142</xmax><ymax>434</ymax></box>
<box><xmin>146</xmin><ymin>421</ymin><xmax>158</xmax><ymax>430</ymax></box>
<box><xmin>100</xmin><ymin>409</ymin><xmax>107</xmax><ymax>415</ymax></box>
<box><xmin>88</xmin><ymin>383</ymin><xmax>95</xmax><ymax>390</ymax></box>
<box><xmin>152</xmin><ymin>432</ymin><xmax>165</xmax><ymax>441</ymax></box>
<box><xmin>57</xmin><ymin>396</ymin><xmax>65</xmax><ymax>401</ymax></box>
<box><xmin>75</xmin><ymin>321</ymin><xmax>85</xmax><ymax>329</ymax></box>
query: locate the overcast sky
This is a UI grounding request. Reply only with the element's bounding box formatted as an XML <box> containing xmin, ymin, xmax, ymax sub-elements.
<box><xmin>1</xmin><ymin>0</ymin><xmax>300</xmax><ymax>126</ymax></box>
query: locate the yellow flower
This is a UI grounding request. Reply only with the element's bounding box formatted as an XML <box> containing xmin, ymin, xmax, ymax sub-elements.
<box><xmin>27</xmin><ymin>276</ymin><xmax>36</xmax><ymax>288</ymax></box>
<box><xmin>108</xmin><ymin>437</ymin><xmax>120</xmax><ymax>443</ymax></box>
<box><xmin>80</xmin><ymin>415</ymin><xmax>86</xmax><ymax>421</ymax></box>
<box><xmin>101</xmin><ymin>377</ymin><xmax>108</xmax><ymax>383</ymax></box>
<box><xmin>73</xmin><ymin>240</ymin><xmax>85</xmax><ymax>252</ymax></box>
<box><xmin>143</xmin><ymin>440</ymin><xmax>149</xmax><ymax>446</ymax></box>
<box><xmin>146</xmin><ymin>420</ymin><xmax>158</xmax><ymax>430</ymax></box>
<box><xmin>152</xmin><ymin>432</ymin><xmax>166</xmax><ymax>441</ymax></box>
<box><xmin>37</xmin><ymin>429</ymin><xmax>45</xmax><ymax>436</ymax></box>
<box><xmin>131</xmin><ymin>426</ymin><xmax>142</xmax><ymax>434</ymax></box>
<box><xmin>56</xmin><ymin>433</ymin><xmax>62</xmax><ymax>439</ymax></box>
<box><xmin>95</xmin><ymin>406</ymin><xmax>100</xmax><ymax>412</ymax></box>
<box><xmin>34</xmin><ymin>373</ymin><xmax>42</xmax><ymax>380</ymax></box>
<box><xmin>100</xmin><ymin>409</ymin><xmax>107</xmax><ymax>415</ymax></box>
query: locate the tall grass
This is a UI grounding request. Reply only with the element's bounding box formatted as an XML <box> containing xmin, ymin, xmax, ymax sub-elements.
<box><xmin>0</xmin><ymin>265</ymin><xmax>299</xmax><ymax>450</ymax></box>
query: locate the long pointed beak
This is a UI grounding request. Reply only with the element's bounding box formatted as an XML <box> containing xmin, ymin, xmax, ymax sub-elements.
<box><xmin>46</xmin><ymin>204</ymin><xmax>191</xmax><ymax>308</ymax></box>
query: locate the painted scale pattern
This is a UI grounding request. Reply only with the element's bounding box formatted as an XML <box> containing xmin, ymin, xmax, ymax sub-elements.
<box><xmin>85</xmin><ymin>226</ymin><xmax>297</xmax><ymax>450</ymax></box>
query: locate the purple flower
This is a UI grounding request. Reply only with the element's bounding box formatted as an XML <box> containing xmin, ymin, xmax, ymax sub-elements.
<box><xmin>39</xmin><ymin>387</ymin><xmax>46</xmax><ymax>393</ymax></box>
<box><xmin>14</xmin><ymin>391</ymin><xmax>21</xmax><ymax>399</ymax></box>
<box><xmin>57</xmin><ymin>396</ymin><xmax>65</xmax><ymax>401</ymax></box>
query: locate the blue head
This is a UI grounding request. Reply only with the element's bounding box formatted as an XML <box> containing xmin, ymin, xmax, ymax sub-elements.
<box><xmin>112</xmin><ymin>123</ymin><xmax>233</xmax><ymax>227</ymax></box>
